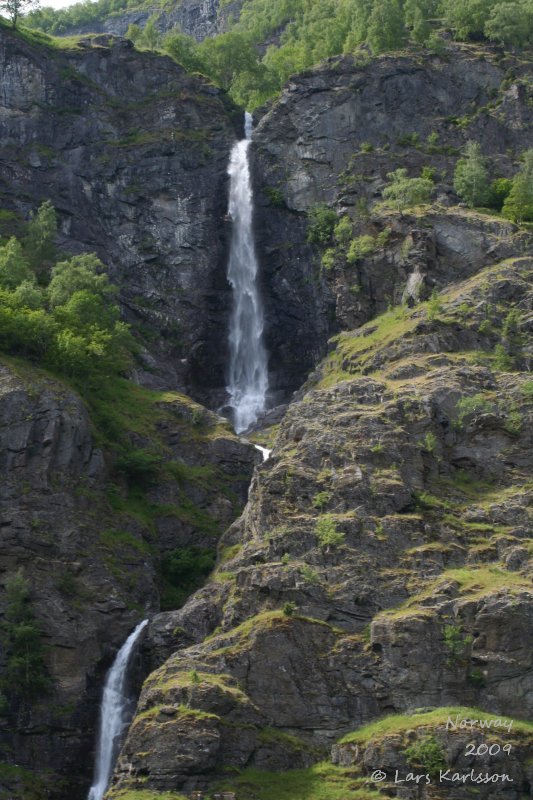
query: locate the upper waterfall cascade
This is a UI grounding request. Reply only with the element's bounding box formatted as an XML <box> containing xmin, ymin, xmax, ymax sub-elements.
<box><xmin>87</xmin><ymin>620</ymin><xmax>148</xmax><ymax>800</ymax></box>
<box><xmin>226</xmin><ymin>112</ymin><xmax>268</xmax><ymax>434</ymax></box>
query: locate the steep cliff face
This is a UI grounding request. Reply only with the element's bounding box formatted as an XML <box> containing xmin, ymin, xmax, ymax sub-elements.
<box><xmin>0</xmin><ymin>355</ymin><xmax>257</xmax><ymax>798</ymax></box>
<box><xmin>0</xmin><ymin>27</ymin><xmax>240</xmax><ymax>404</ymax></box>
<box><xmin>251</xmin><ymin>46</ymin><xmax>532</xmax><ymax>399</ymax></box>
<box><xmin>109</xmin><ymin>46</ymin><xmax>533</xmax><ymax>800</ymax></box>
<box><xmin>45</xmin><ymin>0</ymin><xmax>239</xmax><ymax>42</ymax></box>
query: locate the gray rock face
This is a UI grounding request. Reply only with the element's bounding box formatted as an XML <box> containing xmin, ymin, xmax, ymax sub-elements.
<box><xmin>0</xmin><ymin>27</ymin><xmax>241</xmax><ymax>405</ymax></box>
<box><xmin>0</xmin><ymin>359</ymin><xmax>256</xmax><ymax>798</ymax></box>
<box><xmin>251</xmin><ymin>48</ymin><xmax>532</xmax><ymax>399</ymax></box>
<box><xmin>48</xmin><ymin>0</ymin><xmax>242</xmax><ymax>41</ymax></box>
<box><xmin>111</xmin><ymin>249</ymin><xmax>533</xmax><ymax>797</ymax></box>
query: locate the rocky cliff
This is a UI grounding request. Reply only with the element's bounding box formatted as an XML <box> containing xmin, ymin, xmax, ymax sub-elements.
<box><xmin>0</xmin><ymin>26</ymin><xmax>241</xmax><ymax>405</ymax></box>
<box><xmin>108</xmin><ymin>45</ymin><xmax>533</xmax><ymax>800</ymax></box>
<box><xmin>251</xmin><ymin>46</ymin><xmax>532</xmax><ymax>398</ymax></box>
<box><xmin>0</xmin><ymin>356</ymin><xmax>257</xmax><ymax>798</ymax></box>
<box><xmin>0</xmin><ymin>26</ymin><xmax>532</xmax><ymax>800</ymax></box>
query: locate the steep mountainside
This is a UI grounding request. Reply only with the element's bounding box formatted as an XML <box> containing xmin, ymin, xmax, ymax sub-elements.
<box><xmin>0</xmin><ymin>22</ymin><xmax>531</xmax><ymax>800</ymax></box>
<box><xmin>252</xmin><ymin>46</ymin><xmax>532</xmax><ymax>397</ymax></box>
<box><xmin>0</xmin><ymin>27</ymin><xmax>241</xmax><ymax>404</ymax></box>
<box><xmin>107</xmin><ymin>45</ymin><xmax>533</xmax><ymax>800</ymax></box>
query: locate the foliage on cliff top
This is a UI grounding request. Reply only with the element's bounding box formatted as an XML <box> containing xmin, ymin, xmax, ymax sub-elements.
<box><xmin>339</xmin><ymin>706</ymin><xmax>533</xmax><ymax>744</ymax></box>
<box><xmin>213</xmin><ymin>761</ymin><xmax>384</xmax><ymax>800</ymax></box>
<box><xmin>22</xmin><ymin>0</ymin><xmax>533</xmax><ymax>109</ymax></box>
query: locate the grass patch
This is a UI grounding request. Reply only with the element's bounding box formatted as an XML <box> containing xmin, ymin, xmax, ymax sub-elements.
<box><xmin>340</xmin><ymin>706</ymin><xmax>533</xmax><ymax>744</ymax></box>
<box><xmin>380</xmin><ymin>566</ymin><xmax>532</xmax><ymax>619</ymax></box>
<box><xmin>213</xmin><ymin>762</ymin><xmax>383</xmax><ymax>800</ymax></box>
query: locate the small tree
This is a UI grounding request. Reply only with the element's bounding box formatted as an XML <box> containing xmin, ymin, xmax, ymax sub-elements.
<box><xmin>453</xmin><ymin>141</ymin><xmax>491</xmax><ymax>208</ymax></box>
<box><xmin>315</xmin><ymin>515</ymin><xmax>345</xmax><ymax>552</ymax></box>
<box><xmin>1</xmin><ymin>571</ymin><xmax>49</xmax><ymax>701</ymax></box>
<box><xmin>0</xmin><ymin>0</ymin><xmax>39</xmax><ymax>27</ymax></box>
<box><xmin>0</xmin><ymin>237</ymin><xmax>33</xmax><ymax>289</ymax></box>
<box><xmin>382</xmin><ymin>168</ymin><xmax>433</xmax><ymax>211</ymax></box>
<box><xmin>502</xmin><ymin>150</ymin><xmax>533</xmax><ymax>222</ymax></box>
<box><xmin>23</xmin><ymin>200</ymin><xmax>57</xmax><ymax>279</ymax></box>
<box><xmin>125</xmin><ymin>23</ymin><xmax>143</xmax><ymax>43</ymax></box>
<box><xmin>140</xmin><ymin>16</ymin><xmax>161</xmax><ymax>52</ymax></box>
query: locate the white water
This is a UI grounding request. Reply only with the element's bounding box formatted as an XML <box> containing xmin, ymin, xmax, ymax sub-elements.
<box><xmin>87</xmin><ymin>620</ymin><xmax>148</xmax><ymax>800</ymax></box>
<box><xmin>226</xmin><ymin>112</ymin><xmax>268</xmax><ymax>434</ymax></box>
<box><xmin>254</xmin><ymin>444</ymin><xmax>271</xmax><ymax>462</ymax></box>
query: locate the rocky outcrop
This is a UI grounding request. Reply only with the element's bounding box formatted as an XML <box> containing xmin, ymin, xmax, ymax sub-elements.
<box><xmin>0</xmin><ymin>358</ymin><xmax>256</xmax><ymax>799</ymax></box>
<box><xmin>251</xmin><ymin>46</ymin><xmax>532</xmax><ymax>399</ymax></box>
<box><xmin>48</xmin><ymin>0</ymin><xmax>241</xmax><ymax>42</ymax></box>
<box><xmin>0</xmin><ymin>27</ymin><xmax>241</xmax><ymax>405</ymax></box>
<box><xmin>110</xmin><ymin>251</ymin><xmax>532</xmax><ymax>798</ymax></box>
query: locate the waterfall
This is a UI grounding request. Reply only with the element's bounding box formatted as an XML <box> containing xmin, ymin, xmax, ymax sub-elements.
<box><xmin>87</xmin><ymin>620</ymin><xmax>148</xmax><ymax>800</ymax></box>
<box><xmin>226</xmin><ymin>111</ymin><xmax>268</xmax><ymax>434</ymax></box>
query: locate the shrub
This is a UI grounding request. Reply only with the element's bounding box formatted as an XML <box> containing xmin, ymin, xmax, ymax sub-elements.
<box><xmin>382</xmin><ymin>168</ymin><xmax>433</xmax><ymax>211</ymax></box>
<box><xmin>306</xmin><ymin>204</ymin><xmax>337</xmax><ymax>245</ymax></box>
<box><xmin>312</xmin><ymin>490</ymin><xmax>332</xmax><ymax>510</ymax></box>
<box><xmin>1</xmin><ymin>571</ymin><xmax>50</xmax><ymax>702</ymax></box>
<box><xmin>160</xmin><ymin>546</ymin><xmax>216</xmax><ymax>610</ymax></box>
<box><xmin>315</xmin><ymin>515</ymin><xmax>345</xmax><ymax>551</ymax></box>
<box><xmin>264</xmin><ymin>186</ymin><xmax>285</xmax><ymax>207</ymax></box>
<box><xmin>347</xmin><ymin>235</ymin><xmax>376</xmax><ymax>264</ymax></box>
<box><xmin>404</xmin><ymin>736</ymin><xmax>447</xmax><ymax>775</ymax></box>
<box><xmin>333</xmin><ymin>215</ymin><xmax>353</xmax><ymax>246</ymax></box>
<box><xmin>427</xmin><ymin>288</ymin><xmax>442</xmax><ymax>320</ymax></box>
<box><xmin>454</xmin><ymin>394</ymin><xmax>493</xmax><ymax>427</ymax></box>
<box><xmin>282</xmin><ymin>601</ymin><xmax>297</xmax><ymax>616</ymax></box>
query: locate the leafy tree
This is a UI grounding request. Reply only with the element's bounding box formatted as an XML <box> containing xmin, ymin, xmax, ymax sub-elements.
<box><xmin>484</xmin><ymin>1</ymin><xmax>533</xmax><ymax>46</ymax></box>
<box><xmin>442</xmin><ymin>0</ymin><xmax>498</xmax><ymax>39</ymax></box>
<box><xmin>315</xmin><ymin>514</ymin><xmax>345</xmax><ymax>551</ymax></box>
<box><xmin>23</xmin><ymin>199</ymin><xmax>57</xmax><ymax>279</ymax></box>
<box><xmin>382</xmin><ymin>168</ymin><xmax>433</xmax><ymax>211</ymax></box>
<box><xmin>47</xmin><ymin>253</ymin><xmax>115</xmax><ymax>308</ymax></box>
<box><xmin>0</xmin><ymin>238</ymin><xmax>33</xmax><ymax>289</ymax></box>
<box><xmin>125</xmin><ymin>22</ymin><xmax>143</xmax><ymax>43</ymax></box>
<box><xmin>0</xmin><ymin>0</ymin><xmax>39</xmax><ymax>27</ymax></box>
<box><xmin>367</xmin><ymin>0</ymin><xmax>405</xmax><ymax>52</ymax></box>
<box><xmin>488</xmin><ymin>177</ymin><xmax>513</xmax><ymax>210</ymax></box>
<box><xmin>197</xmin><ymin>31</ymin><xmax>259</xmax><ymax>90</ymax></box>
<box><xmin>453</xmin><ymin>141</ymin><xmax>491</xmax><ymax>207</ymax></box>
<box><xmin>502</xmin><ymin>150</ymin><xmax>533</xmax><ymax>222</ymax></box>
<box><xmin>1</xmin><ymin>571</ymin><xmax>49</xmax><ymax>701</ymax></box>
<box><xmin>306</xmin><ymin>204</ymin><xmax>338</xmax><ymax>244</ymax></box>
<box><xmin>140</xmin><ymin>15</ymin><xmax>161</xmax><ymax>51</ymax></box>
<box><xmin>163</xmin><ymin>30</ymin><xmax>203</xmax><ymax>73</ymax></box>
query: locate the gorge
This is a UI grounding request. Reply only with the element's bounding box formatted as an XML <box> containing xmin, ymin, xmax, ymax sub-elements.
<box><xmin>0</xmin><ymin>9</ymin><xmax>532</xmax><ymax>800</ymax></box>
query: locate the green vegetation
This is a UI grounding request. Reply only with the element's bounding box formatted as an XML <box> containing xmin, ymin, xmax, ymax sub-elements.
<box><xmin>107</xmin><ymin>789</ymin><xmax>188</xmax><ymax>800</ymax></box>
<box><xmin>442</xmin><ymin>623</ymin><xmax>472</xmax><ymax>664</ymax></box>
<box><xmin>213</xmin><ymin>761</ymin><xmax>383</xmax><ymax>800</ymax></box>
<box><xmin>502</xmin><ymin>149</ymin><xmax>533</xmax><ymax>222</ymax></box>
<box><xmin>315</xmin><ymin>514</ymin><xmax>345</xmax><ymax>551</ymax></box>
<box><xmin>453</xmin><ymin>141</ymin><xmax>491</xmax><ymax>208</ymax></box>
<box><xmin>160</xmin><ymin>546</ymin><xmax>216</xmax><ymax>610</ymax></box>
<box><xmin>0</xmin><ymin>571</ymin><xmax>50</xmax><ymax>704</ymax></box>
<box><xmin>403</xmin><ymin>735</ymin><xmax>447</xmax><ymax>775</ymax></box>
<box><xmin>0</xmin><ymin>204</ymin><xmax>134</xmax><ymax>382</ymax></box>
<box><xmin>454</xmin><ymin>393</ymin><xmax>494</xmax><ymax>427</ymax></box>
<box><xmin>381</xmin><ymin>167</ymin><xmax>434</xmax><ymax>211</ymax></box>
<box><xmin>306</xmin><ymin>204</ymin><xmax>338</xmax><ymax>245</ymax></box>
<box><xmin>340</xmin><ymin>706</ymin><xmax>533</xmax><ymax>744</ymax></box>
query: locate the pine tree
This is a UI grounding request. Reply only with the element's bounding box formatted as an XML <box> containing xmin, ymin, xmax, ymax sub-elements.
<box><xmin>453</xmin><ymin>141</ymin><xmax>491</xmax><ymax>208</ymax></box>
<box><xmin>502</xmin><ymin>150</ymin><xmax>533</xmax><ymax>222</ymax></box>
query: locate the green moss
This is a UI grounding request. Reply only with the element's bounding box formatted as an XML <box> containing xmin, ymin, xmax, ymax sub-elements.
<box><xmin>107</xmin><ymin>789</ymin><xmax>188</xmax><ymax>800</ymax></box>
<box><xmin>340</xmin><ymin>707</ymin><xmax>533</xmax><ymax>744</ymax></box>
<box><xmin>380</xmin><ymin>566</ymin><xmax>532</xmax><ymax>619</ymax></box>
<box><xmin>213</xmin><ymin>762</ymin><xmax>383</xmax><ymax>800</ymax></box>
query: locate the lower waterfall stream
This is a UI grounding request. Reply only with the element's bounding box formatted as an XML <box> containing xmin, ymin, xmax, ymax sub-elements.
<box><xmin>87</xmin><ymin>620</ymin><xmax>148</xmax><ymax>800</ymax></box>
<box><xmin>226</xmin><ymin>112</ymin><xmax>268</xmax><ymax>434</ymax></box>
